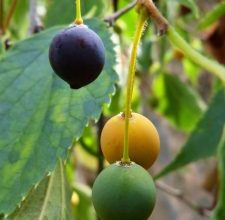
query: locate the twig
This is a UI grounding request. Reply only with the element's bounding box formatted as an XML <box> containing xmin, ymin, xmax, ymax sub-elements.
<box><xmin>0</xmin><ymin>0</ymin><xmax>4</xmax><ymax>35</ymax></box>
<box><xmin>104</xmin><ymin>0</ymin><xmax>137</xmax><ymax>26</ymax></box>
<box><xmin>4</xmin><ymin>0</ymin><xmax>17</xmax><ymax>31</ymax></box>
<box><xmin>156</xmin><ymin>181</ymin><xmax>211</xmax><ymax>218</ymax></box>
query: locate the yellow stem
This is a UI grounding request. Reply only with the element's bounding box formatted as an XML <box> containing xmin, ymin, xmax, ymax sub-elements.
<box><xmin>74</xmin><ymin>0</ymin><xmax>83</xmax><ymax>25</ymax></box>
<box><xmin>122</xmin><ymin>10</ymin><xmax>147</xmax><ymax>163</ymax></box>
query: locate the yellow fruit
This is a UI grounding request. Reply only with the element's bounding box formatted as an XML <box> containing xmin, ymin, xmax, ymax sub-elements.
<box><xmin>100</xmin><ymin>112</ymin><xmax>160</xmax><ymax>169</ymax></box>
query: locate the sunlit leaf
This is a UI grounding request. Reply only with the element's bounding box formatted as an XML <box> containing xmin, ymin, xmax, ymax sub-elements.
<box><xmin>152</xmin><ymin>73</ymin><xmax>205</xmax><ymax>131</ymax></box>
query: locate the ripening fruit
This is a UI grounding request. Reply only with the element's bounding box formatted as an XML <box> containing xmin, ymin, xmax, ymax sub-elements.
<box><xmin>92</xmin><ymin>162</ymin><xmax>156</xmax><ymax>220</ymax></box>
<box><xmin>101</xmin><ymin>112</ymin><xmax>160</xmax><ymax>169</ymax></box>
<box><xmin>49</xmin><ymin>24</ymin><xmax>105</xmax><ymax>89</ymax></box>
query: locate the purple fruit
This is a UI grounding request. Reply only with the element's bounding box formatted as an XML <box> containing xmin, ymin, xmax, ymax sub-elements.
<box><xmin>49</xmin><ymin>24</ymin><xmax>105</xmax><ymax>89</ymax></box>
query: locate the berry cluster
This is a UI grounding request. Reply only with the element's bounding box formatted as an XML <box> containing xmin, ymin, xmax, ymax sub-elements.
<box><xmin>48</xmin><ymin>3</ymin><xmax>159</xmax><ymax>219</ymax></box>
<box><xmin>92</xmin><ymin>112</ymin><xmax>160</xmax><ymax>220</ymax></box>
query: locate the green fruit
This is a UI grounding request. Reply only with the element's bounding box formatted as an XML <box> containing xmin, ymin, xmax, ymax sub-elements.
<box><xmin>92</xmin><ymin>162</ymin><xmax>156</xmax><ymax>220</ymax></box>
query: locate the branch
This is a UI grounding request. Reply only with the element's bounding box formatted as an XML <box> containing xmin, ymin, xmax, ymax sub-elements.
<box><xmin>105</xmin><ymin>0</ymin><xmax>225</xmax><ymax>83</ymax></box>
<box><xmin>4</xmin><ymin>0</ymin><xmax>17</xmax><ymax>31</ymax></box>
<box><xmin>156</xmin><ymin>181</ymin><xmax>211</xmax><ymax>218</ymax></box>
<box><xmin>104</xmin><ymin>0</ymin><xmax>137</xmax><ymax>26</ymax></box>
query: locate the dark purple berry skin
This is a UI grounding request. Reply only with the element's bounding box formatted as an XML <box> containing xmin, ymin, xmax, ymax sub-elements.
<box><xmin>49</xmin><ymin>24</ymin><xmax>105</xmax><ymax>89</ymax></box>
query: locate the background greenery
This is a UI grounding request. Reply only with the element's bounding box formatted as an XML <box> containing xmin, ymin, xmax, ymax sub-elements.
<box><xmin>0</xmin><ymin>0</ymin><xmax>224</xmax><ymax>219</ymax></box>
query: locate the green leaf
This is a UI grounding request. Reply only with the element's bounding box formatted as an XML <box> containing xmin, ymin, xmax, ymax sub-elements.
<box><xmin>45</xmin><ymin>0</ymin><xmax>106</xmax><ymax>27</ymax></box>
<box><xmin>6</xmin><ymin>160</ymin><xmax>73</xmax><ymax>220</ymax></box>
<box><xmin>199</xmin><ymin>2</ymin><xmax>225</xmax><ymax>30</ymax></box>
<box><xmin>155</xmin><ymin>89</ymin><xmax>225</xmax><ymax>179</ymax></box>
<box><xmin>0</xmin><ymin>18</ymin><xmax>117</xmax><ymax>215</ymax></box>
<box><xmin>72</xmin><ymin>183</ymin><xmax>96</xmax><ymax>220</ymax></box>
<box><xmin>170</xmin><ymin>0</ymin><xmax>199</xmax><ymax>18</ymax></box>
<box><xmin>182</xmin><ymin>58</ymin><xmax>200</xmax><ymax>85</ymax></box>
<box><xmin>152</xmin><ymin>73</ymin><xmax>205</xmax><ymax>131</ymax></box>
<box><xmin>211</xmin><ymin>126</ymin><xmax>225</xmax><ymax>220</ymax></box>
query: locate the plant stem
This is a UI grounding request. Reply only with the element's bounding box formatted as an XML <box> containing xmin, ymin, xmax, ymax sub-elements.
<box><xmin>167</xmin><ymin>26</ymin><xmax>225</xmax><ymax>84</ymax></box>
<box><xmin>137</xmin><ymin>1</ymin><xmax>225</xmax><ymax>83</ymax></box>
<box><xmin>122</xmin><ymin>10</ymin><xmax>147</xmax><ymax>163</ymax></box>
<box><xmin>0</xmin><ymin>0</ymin><xmax>4</xmax><ymax>35</ymax></box>
<box><xmin>106</xmin><ymin>0</ymin><xmax>225</xmax><ymax>83</ymax></box>
<box><xmin>4</xmin><ymin>0</ymin><xmax>17</xmax><ymax>31</ymax></box>
<box><xmin>74</xmin><ymin>0</ymin><xmax>83</xmax><ymax>25</ymax></box>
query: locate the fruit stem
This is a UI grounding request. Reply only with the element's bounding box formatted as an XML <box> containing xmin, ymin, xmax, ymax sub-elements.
<box><xmin>122</xmin><ymin>10</ymin><xmax>147</xmax><ymax>163</ymax></box>
<box><xmin>74</xmin><ymin>0</ymin><xmax>83</xmax><ymax>25</ymax></box>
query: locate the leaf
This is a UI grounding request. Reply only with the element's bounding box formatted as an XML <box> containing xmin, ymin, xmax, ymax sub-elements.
<box><xmin>170</xmin><ymin>0</ymin><xmax>199</xmax><ymax>18</ymax></box>
<box><xmin>6</xmin><ymin>160</ymin><xmax>73</xmax><ymax>220</ymax></box>
<box><xmin>152</xmin><ymin>73</ymin><xmax>205</xmax><ymax>131</ymax></box>
<box><xmin>199</xmin><ymin>2</ymin><xmax>225</xmax><ymax>30</ymax></box>
<box><xmin>72</xmin><ymin>183</ymin><xmax>96</xmax><ymax>220</ymax></box>
<box><xmin>45</xmin><ymin>0</ymin><xmax>106</xmax><ymax>27</ymax></box>
<box><xmin>0</xmin><ymin>18</ymin><xmax>117</xmax><ymax>215</ymax></box>
<box><xmin>182</xmin><ymin>58</ymin><xmax>200</xmax><ymax>85</ymax></box>
<box><xmin>211</xmin><ymin>126</ymin><xmax>225</xmax><ymax>220</ymax></box>
<box><xmin>155</xmin><ymin>89</ymin><xmax>225</xmax><ymax>179</ymax></box>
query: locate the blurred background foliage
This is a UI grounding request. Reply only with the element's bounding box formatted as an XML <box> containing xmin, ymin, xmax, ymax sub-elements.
<box><xmin>0</xmin><ymin>0</ymin><xmax>225</xmax><ymax>219</ymax></box>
